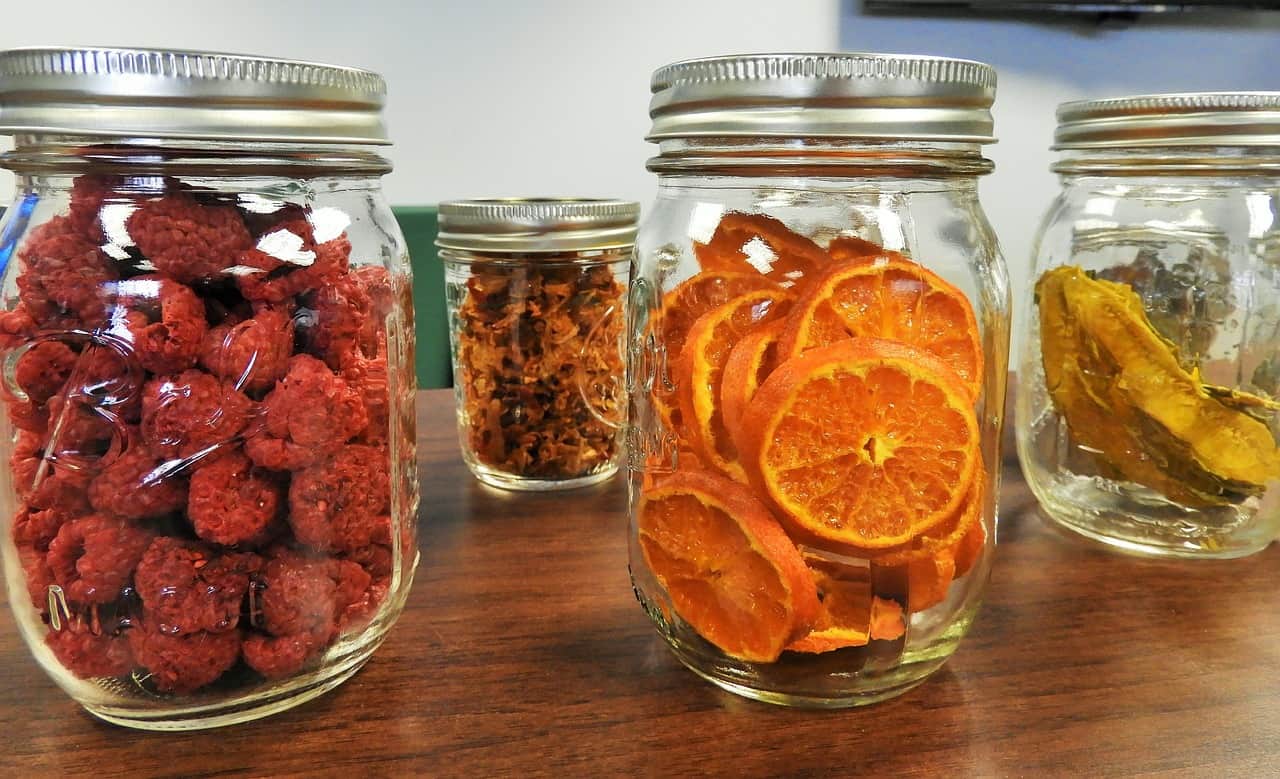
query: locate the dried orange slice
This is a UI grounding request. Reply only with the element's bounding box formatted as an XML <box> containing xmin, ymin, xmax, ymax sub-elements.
<box><xmin>651</xmin><ymin>271</ymin><xmax>781</xmax><ymax>428</ymax></box>
<box><xmin>638</xmin><ymin>471</ymin><xmax>819</xmax><ymax>663</ymax></box>
<box><xmin>694</xmin><ymin>212</ymin><xmax>828</xmax><ymax>287</ymax></box>
<box><xmin>676</xmin><ymin>290</ymin><xmax>793</xmax><ymax>481</ymax></box>
<box><xmin>951</xmin><ymin>514</ymin><xmax>987</xmax><ymax>580</ymax></box>
<box><xmin>721</xmin><ymin>319</ymin><xmax>786</xmax><ymax>459</ymax></box>
<box><xmin>777</xmin><ymin>256</ymin><xmax>983</xmax><ymax>399</ymax></box>
<box><xmin>872</xmin><ymin>461</ymin><xmax>986</xmax><ymax>567</ymax></box>
<box><xmin>827</xmin><ymin>236</ymin><xmax>900</xmax><ymax>265</ymax></box>
<box><xmin>741</xmin><ymin>338</ymin><xmax>980</xmax><ymax>551</ymax></box>
<box><xmin>784</xmin><ymin>571</ymin><xmax>905</xmax><ymax>654</ymax></box>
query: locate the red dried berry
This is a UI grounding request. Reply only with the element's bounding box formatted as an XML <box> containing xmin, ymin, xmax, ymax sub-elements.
<box><xmin>187</xmin><ymin>449</ymin><xmax>284</xmax><ymax>547</ymax></box>
<box><xmin>344</xmin><ymin>543</ymin><xmax>393</xmax><ymax>580</ymax></box>
<box><xmin>10</xmin><ymin>430</ymin><xmax>94</xmax><ymax>517</ymax></box>
<box><xmin>303</xmin><ymin>273</ymin><xmax>375</xmax><ymax>369</ymax></box>
<box><xmin>242</xmin><ymin>631</ymin><xmax>320</xmax><ymax>679</ymax></box>
<box><xmin>255</xmin><ymin>548</ymin><xmax>338</xmax><ymax>640</ymax></box>
<box><xmin>15</xmin><ymin>216</ymin><xmax>118</xmax><ymax>327</ymax></box>
<box><xmin>140</xmin><ymin>370</ymin><xmax>253</xmax><ymax>463</ymax></box>
<box><xmin>0</xmin><ymin>304</ymin><xmax>38</xmax><ymax>350</ymax></box>
<box><xmin>198</xmin><ymin>306</ymin><xmax>295</xmax><ymax>394</ymax></box>
<box><xmin>107</xmin><ymin>275</ymin><xmax>208</xmax><ymax>374</ymax></box>
<box><xmin>18</xmin><ymin>544</ymin><xmax>56</xmax><ymax>611</ymax></box>
<box><xmin>236</xmin><ymin>217</ymin><xmax>351</xmax><ymax>303</ymax></box>
<box><xmin>127</xmin><ymin>621</ymin><xmax>241</xmax><ymax>694</ymax></box>
<box><xmin>340</xmin><ymin>345</ymin><xmax>390</xmax><ymax>445</ymax></box>
<box><xmin>12</xmin><ymin>504</ymin><xmax>72</xmax><ymax>552</ymax></box>
<box><xmin>68</xmin><ymin>174</ymin><xmax>121</xmax><ymax>243</ymax></box>
<box><xmin>46</xmin><ymin>515</ymin><xmax>154</xmax><ymax>605</ymax></box>
<box><xmin>46</xmin><ymin>618</ymin><xmax>134</xmax><ymax>679</ymax></box>
<box><xmin>127</xmin><ymin>191</ymin><xmax>252</xmax><ymax>284</ymax></box>
<box><xmin>14</xmin><ymin>340</ymin><xmax>78</xmax><ymax>404</ymax></box>
<box><xmin>331</xmin><ymin>557</ymin><xmax>375</xmax><ymax>631</ymax></box>
<box><xmin>288</xmin><ymin>444</ymin><xmax>390</xmax><ymax>554</ymax></box>
<box><xmin>244</xmin><ymin>355</ymin><xmax>366</xmax><ymax>471</ymax></box>
<box><xmin>87</xmin><ymin>438</ymin><xmax>188</xmax><ymax>520</ymax></box>
<box><xmin>133</xmin><ymin>537</ymin><xmax>258</xmax><ymax>635</ymax></box>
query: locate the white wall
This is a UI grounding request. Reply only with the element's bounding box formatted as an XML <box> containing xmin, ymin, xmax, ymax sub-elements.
<box><xmin>0</xmin><ymin>0</ymin><xmax>1277</xmax><ymax>358</ymax></box>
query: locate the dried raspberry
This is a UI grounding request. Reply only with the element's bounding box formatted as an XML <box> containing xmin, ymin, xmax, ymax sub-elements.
<box><xmin>68</xmin><ymin>174</ymin><xmax>121</xmax><ymax>243</ymax></box>
<box><xmin>127</xmin><ymin>191</ymin><xmax>252</xmax><ymax>284</ymax></box>
<box><xmin>46</xmin><ymin>618</ymin><xmax>133</xmax><ymax>679</ymax></box>
<box><xmin>107</xmin><ymin>275</ymin><xmax>207</xmax><ymax>374</ymax></box>
<box><xmin>0</xmin><ymin>304</ymin><xmax>38</xmax><ymax>350</ymax></box>
<box><xmin>198</xmin><ymin>306</ymin><xmax>294</xmax><ymax>394</ymax></box>
<box><xmin>344</xmin><ymin>543</ymin><xmax>393</xmax><ymax>580</ymax></box>
<box><xmin>341</xmin><ymin>346</ymin><xmax>389</xmax><ymax>445</ymax></box>
<box><xmin>18</xmin><ymin>544</ymin><xmax>55</xmax><ymax>611</ymax></box>
<box><xmin>140</xmin><ymin>370</ymin><xmax>253</xmax><ymax>463</ymax></box>
<box><xmin>331</xmin><ymin>557</ymin><xmax>375</xmax><ymax>631</ymax></box>
<box><xmin>43</xmin><ymin>392</ymin><xmax>119</xmax><ymax>453</ymax></box>
<box><xmin>255</xmin><ymin>548</ymin><xmax>338</xmax><ymax>640</ymax></box>
<box><xmin>242</xmin><ymin>631</ymin><xmax>320</xmax><ymax>679</ymax></box>
<box><xmin>87</xmin><ymin>438</ymin><xmax>188</xmax><ymax>520</ymax></box>
<box><xmin>10</xmin><ymin>430</ymin><xmax>93</xmax><ymax>517</ymax></box>
<box><xmin>15</xmin><ymin>216</ymin><xmax>118</xmax><ymax>326</ymax></box>
<box><xmin>244</xmin><ymin>355</ymin><xmax>366</xmax><ymax>471</ymax></box>
<box><xmin>46</xmin><ymin>515</ymin><xmax>154</xmax><ymax>605</ymax></box>
<box><xmin>236</xmin><ymin>217</ymin><xmax>350</xmax><ymax>303</ymax></box>
<box><xmin>128</xmin><ymin>621</ymin><xmax>241</xmax><ymax>693</ymax></box>
<box><xmin>288</xmin><ymin>445</ymin><xmax>390</xmax><ymax>554</ymax></box>
<box><xmin>187</xmin><ymin>449</ymin><xmax>284</xmax><ymax>547</ymax></box>
<box><xmin>12</xmin><ymin>504</ymin><xmax>72</xmax><ymax>552</ymax></box>
<box><xmin>133</xmin><ymin>537</ymin><xmax>258</xmax><ymax>635</ymax></box>
<box><xmin>302</xmin><ymin>273</ymin><xmax>375</xmax><ymax>369</ymax></box>
<box><xmin>14</xmin><ymin>340</ymin><xmax>78</xmax><ymax>404</ymax></box>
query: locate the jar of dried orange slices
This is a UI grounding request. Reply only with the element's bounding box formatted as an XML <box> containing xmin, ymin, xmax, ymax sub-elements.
<box><xmin>626</xmin><ymin>53</ymin><xmax>1009</xmax><ymax>707</ymax></box>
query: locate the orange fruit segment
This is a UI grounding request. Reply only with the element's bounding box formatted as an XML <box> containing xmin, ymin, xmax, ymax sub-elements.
<box><xmin>827</xmin><ymin>236</ymin><xmax>894</xmax><ymax>265</ymax></box>
<box><xmin>676</xmin><ymin>290</ymin><xmax>793</xmax><ymax>482</ymax></box>
<box><xmin>784</xmin><ymin>570</ymin><xmax>906</xmax><ymax>654</ymax></box>
<box><xmin>952</xmin><ymin>512</ymin><xmax>987</xmax><ymax>580</ymax></box>
<box><xmin>740</xmin><ymin>337</ymin><xmax>980</xmax><ymax>551</ymax></box>
<box><xmin>651</xmin><ymin>271</ymin><xmax>782</xmax><ymax>429</ymax></box>
<box><xmin>777</xmin><ymin>256</ymin><xmax>983</xmax><ymax>399</ymax></box>
<box><xmin>872</xmin><ymin>460</ymin><xmax>986</xmax><ymax>567</ymax></box>
<box><xmin>721</xmin><ymin>319</ymin><xmax>786</xmax><ymax>460</ymax></box>
<box><xmin>694</xmin><ymin>212</ymin><xmax>829</xmax><ymax>287</ymax></box>
<box><xmin>638</xmin><ymin>471</ymin><xmax>820</xmax><ymax>663</ymax></box>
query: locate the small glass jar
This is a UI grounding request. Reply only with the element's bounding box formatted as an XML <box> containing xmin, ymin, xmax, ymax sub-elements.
<box><xmin>437</xmin><ymin>199</ymin><xmax>635</xmax><ymax>491</ymax></box>
<box><xmin>0</xmin><ymin>47</ymin><xmax>419</xmax><ymax>729</ymax></box>
<box><xmin>627</xmin><ymin>53</ymin><xmax>1009</xmax><ymax>707</ymax></box>
<box><xmin>1017</xmin><ymin>93</ymin><xmax>1280</xmax><ymax>559</ymax></box>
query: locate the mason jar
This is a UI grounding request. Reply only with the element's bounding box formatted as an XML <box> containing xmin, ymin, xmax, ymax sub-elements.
<box><xmin>1017</xmin><ymin>93</ymin><xmax>1280</xmax><ymax>559</ymax></box>
<box><xmin>626</xmin><ymin>53</ymin><xmax>1009</xmax><ymax>707</ymax></box>
<box><xmin>437</xmin><ymin>199</ymin><xmax>635</xmax><ymax>491</ymax></box>
<box><xmin>0</xmin><ymin>47</ymin><xmax>419</xmax><ymax>729</ymax></box>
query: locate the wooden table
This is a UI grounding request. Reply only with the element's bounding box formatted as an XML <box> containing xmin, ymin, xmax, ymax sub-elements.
<box><xmin>1</xmin><ymin>389</ymin><xmax>1277</xmax><ymax>777</ymax></box>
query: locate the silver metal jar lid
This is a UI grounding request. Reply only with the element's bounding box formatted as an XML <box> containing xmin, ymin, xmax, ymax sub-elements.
<box><xmin>648</xmin><ymin>52</ymin><xmax>997</xmax><ymax>144</ymax></box>
<box><xmin>436</xmin><ymin>199</ymin><xmax>640</xmax><ymax>254</ymax></box>
<box><xmin>0</xmin><ymin>46</ymin><xmax>389</xmax><ymax>144</ymax></box>
<box><xmin>1055</xmin><ymin>93</ymin><xmax>1280</xmax><ymax>149</ymax></box>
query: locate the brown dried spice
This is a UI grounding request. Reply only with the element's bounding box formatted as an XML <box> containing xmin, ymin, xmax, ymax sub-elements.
<box><xmin>455</xmin><ymin>261</ymin><xmax>624</xmax><ymax>480</ymax></box>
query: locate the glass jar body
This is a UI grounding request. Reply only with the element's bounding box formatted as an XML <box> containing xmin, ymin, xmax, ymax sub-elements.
<box><xmin>627</xmin><ymin>168</ymin><xmax>1009</xmax><ymax>707</ymax></box>
<box><xmin>0</xmin><ymin>136</ymin><xmax>419</xmax><ymax>729</ymax></box>
<box><xmin>441</xmin><ymin>249</ymin><xmax>629</xmax><ymax>491</ymax></box>
<box><xmin>1017</xmin><ymin>160</ymin><xmax>1280</xmax><ymax>558</ymax></box>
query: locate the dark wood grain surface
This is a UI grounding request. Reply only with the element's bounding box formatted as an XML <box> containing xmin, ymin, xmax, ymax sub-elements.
<box><xmin>0</xmin><ymin>389</ymin><xmax>1276</xmax><ymax>778</ymax></box>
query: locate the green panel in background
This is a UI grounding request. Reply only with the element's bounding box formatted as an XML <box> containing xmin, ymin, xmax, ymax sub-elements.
<box><xmin>393</xmin><ymin>206</ymin><xmax>451</xmax><ymax>389</ymax></box>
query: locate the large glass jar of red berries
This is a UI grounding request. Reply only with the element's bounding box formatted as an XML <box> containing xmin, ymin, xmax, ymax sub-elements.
<box><xmin>628</xmin><ymin>53</ymin><xmax>1009</xmax><ymax>707</ymax></box>
<box><xmin>0</xmin><ymin>47</ymin><xmax>418</xmax><ymax>729</ymax></box>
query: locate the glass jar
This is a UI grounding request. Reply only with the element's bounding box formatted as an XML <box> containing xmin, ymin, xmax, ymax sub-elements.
<box><xmin>627</xmin><ymin>53</ymin><xmax>1009</xmax><ymax>707</ymax></box>
<box><xmin>1017</xmin><ymin>93</ymin><xmax>1280</xmax><ymax>559</ymax></box>
<box><xmin>0</xmin><ymin>47</ymin><xmax>419</xmax><ymax>729</ymax></box>
<box><xmin>438</xmin><ymin>199</ymin><xmax>635</xmax><ymax>491</ymax></box>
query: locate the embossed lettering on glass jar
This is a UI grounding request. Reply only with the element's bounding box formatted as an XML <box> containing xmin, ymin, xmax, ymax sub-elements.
<box><xmin>1017</xmin><ymin>93</ymin><xmax>1280</xmax><ymax>559</ymax></box>
<box><xmin>0</xmin><ymin>46</ymin><xmax>419</xmax><ymax>729</ymax></box>
<box><xmin>627</xmin><ymin>53</ymin><xmax>1009</xmax><ymax>707</ymax></box>
<box><xmin>438</xmin><ymin>199</ymin><xmax>635</xmax><ymax>491</ymax></box>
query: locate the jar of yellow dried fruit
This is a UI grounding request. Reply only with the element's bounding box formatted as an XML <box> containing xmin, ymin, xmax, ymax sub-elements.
<box><xmin>438</xmin><ymin>199</ymin><xmax>636</xmax><ymax>490</ymax></box>
<box><xmin>1017</xmin><ymin>93</ymin><xmax>1280</xmax><ymax>559</ymax></box>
